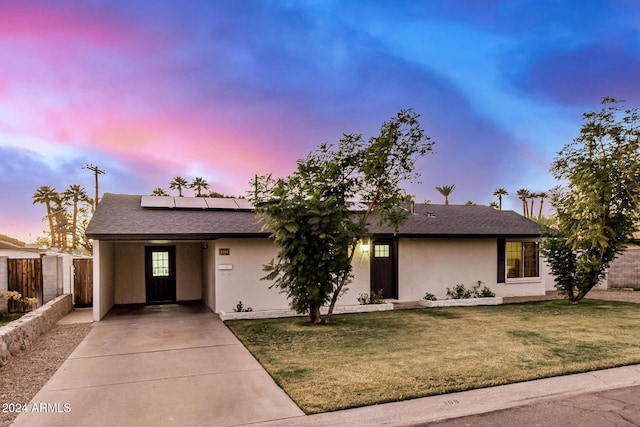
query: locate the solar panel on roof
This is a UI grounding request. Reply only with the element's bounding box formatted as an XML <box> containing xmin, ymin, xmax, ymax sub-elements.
<box><xmin>174</xmin><ymin>197</ymin><xmax>208</xmax><ymax>209</ymax></box>
<box><xmin>140</xmin><ymin>196</ymin><xmax>175</xmax><ymax>208</ymax></box>
<box><xmin>233</xmin><ymin>198</ymin><xmax>253</xmax><ymax>210</ymax></box>
<box><xmin>204</xmin><ymin>198</ymin><xmax>240</xmax><ymax>209</ymax></box>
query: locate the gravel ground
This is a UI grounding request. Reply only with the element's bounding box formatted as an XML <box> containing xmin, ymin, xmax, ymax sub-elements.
<box><xmin>0</xmin><ymin>322</ymin><xmax>92</xmax><ymax>427</ymax></box>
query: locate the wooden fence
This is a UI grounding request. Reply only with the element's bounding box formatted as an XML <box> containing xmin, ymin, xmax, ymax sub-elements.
<box><xmin>7</xmin><ymin>258</ymin><xmax>43</xmax><ymax>313</ymax></box>
<box><xmin>73</xmin><ymin>258</ymin><xmax>93</xmax><ymax>307</ymax></box>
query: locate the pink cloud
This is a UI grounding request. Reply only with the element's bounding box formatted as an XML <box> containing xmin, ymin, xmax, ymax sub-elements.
<box><xmin>0</xmin><ymin>2</ymin><xmax>153</xmax><ymax>49</ymax></box>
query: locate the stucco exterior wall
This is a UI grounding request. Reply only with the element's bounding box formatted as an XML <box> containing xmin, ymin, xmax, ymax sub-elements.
<box><xmin>176</xmin><ymin>243</ymin><xmax>202</xmax><ymax>301</ymax></box>
<box><xmin>348</xmin><ymin>243</ymin><xmax>372</xmax><ymax>303</ymax></box>
<box><xmin>114</xmin><ymin>243</ymin><xmax>146</xmax><ymax>304</ymax></box>
<box><xmin>214</xmin><ymin>238</ymin><xmax>282</xmax><ymax>312</ymax></box>
<box><xmin>398</xmin><ymin>238</ymin><xmax>498</xmax><ymax>300</ymax></box>
<box><xmin>398</xmin><ymin>238</ymin><xmax>547</xmax><ymax>300</ymax></box>
<box><xmin>213</xmin><ymin>238</ymin><xmax>372</xmax><ymax>313</ymax></box>
<box><xmin>201</xmin><ymin>240</ymin><xmax>216</xmax><ymax>311</ymax></box>
<box><xmin>113</xmin><ymin>242</ymin><xmax>202</xmax><ymax>304</ymax></box>
<box><xmin>94</xmin><ymin>240</ymin><xmax>115</xmax><ymax>321</ymax></box>
<box><xmin>0</xmin><ymin>250</ymin><xmax>41</xmax><ymax>259</ymax></box>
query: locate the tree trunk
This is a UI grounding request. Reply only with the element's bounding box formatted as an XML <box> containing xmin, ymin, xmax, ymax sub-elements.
<box><xmin>538</xmin><ymin>199</ymin><xmax>544</xmax><ymax>220</ymax></box>
<box><xmin>309</xmin><ymin>305</ymin><xmax>322</xmax><ymax>323</ymax></box>
<box><xmin>530</xmin><ymin>198</ymin><xmax>534</xmax><ymax>218</ymax></box>
<box><xmin>72</xmin><ymin>202</ymin><xmax>78</xmax><ymax>249</ymax></box>
<box><xmin>46</xmin><ymin>203</ymin><xmax>56</xmax><ymax>247</ymax></box>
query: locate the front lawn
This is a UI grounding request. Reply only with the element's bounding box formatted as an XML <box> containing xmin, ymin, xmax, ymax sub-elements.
<box><xmin>226</xmin><ymin>300</ymin><xmax>640</xmax><ymax>414</ymax></box>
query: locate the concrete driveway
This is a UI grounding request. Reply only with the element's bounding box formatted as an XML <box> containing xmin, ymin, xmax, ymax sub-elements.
<box><xmin>12</xmin><ymin>303</ymin><xmax>304</xmax><ymax>427</ymax></box>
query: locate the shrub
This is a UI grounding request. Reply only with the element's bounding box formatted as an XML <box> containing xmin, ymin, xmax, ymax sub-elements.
<box><xmin>473</xmin><ymin>286</ymin><xmax>496</xmax><ymax>298</ymax></box>
<box><xmin>357</xmin><ymin>290</ymin><xmax>385</xmax><ymax>305</ymax></box>
<box><xmin>423</xmin><ymin>292</ymin><xmax>437</xmax><ymax>301</ymax></box>
<box><xmin>446</xmin><ymin>284</ymin><xmax>472</xmax><ymax>299</ymax></box>
<box><xmin>2</xmin><ymin>291</ymin><xmax>37</xmax><ymax>313</ymax></box>
<box><xmin>233</xmin><ymin>301</ymin><xmax>253</xmax><ymax>312</ymax></box>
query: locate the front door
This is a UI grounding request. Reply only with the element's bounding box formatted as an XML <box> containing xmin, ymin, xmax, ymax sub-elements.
<box><xmin>145</xmin><ymin>246</ymin><xmax>176</xmax><ymax>303</ymax></box>
<box><xmin>370</xmin><ymin>238</ymin><xmax>398</xmax><ymax>299</ymax></box>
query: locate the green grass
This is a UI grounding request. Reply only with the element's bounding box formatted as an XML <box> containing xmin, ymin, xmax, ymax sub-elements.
<box><xmin>226</xmin><ymin>300</ymin><xmax>640</xmax><ymax>414</ymax></box>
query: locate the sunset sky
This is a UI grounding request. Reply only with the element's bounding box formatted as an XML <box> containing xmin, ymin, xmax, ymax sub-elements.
<box><xmin>2</xmin><ymin>0</ymin><xmax>640</xmax><ymax>242</ymax></box>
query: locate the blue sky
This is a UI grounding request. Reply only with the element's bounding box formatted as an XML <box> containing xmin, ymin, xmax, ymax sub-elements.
<box><xmin>2</xmin><ymin>0</ymin><xmax>640</xmax><ymax>242</ymax></box>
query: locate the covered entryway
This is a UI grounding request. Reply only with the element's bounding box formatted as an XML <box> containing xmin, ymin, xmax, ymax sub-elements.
<box><xmin>145</xmin><ymin>246</ymin><xmax>177</xmax><ymax>303</ymax></box>
<box><xmin>370</xmin><ymin>238</ymin><xmax>398</xmax><ymax>299</ymax></box>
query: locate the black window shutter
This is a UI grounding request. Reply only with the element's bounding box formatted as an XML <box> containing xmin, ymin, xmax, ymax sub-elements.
<box><xmin>497</xmin><ymin>239</ymin><xmax>506</xmax><ymax>283</ymax></box>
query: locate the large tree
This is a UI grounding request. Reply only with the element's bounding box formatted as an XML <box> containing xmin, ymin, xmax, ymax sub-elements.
<box><xmin>62</xmin><ymin>184</ymin><xmax>92</xmax><ymax>249</ymax></box>
<box><xmin>493</xmin><ymin>188</ymin><xmax>508</xmax><ymax>210</ymax></box>
<box><xmin>542</xmin><ymin>98</ymin><xmax>640</xmax><ymax>304</ymax></box>
<box><xmin>191</xmin><ymin>177</ymin><xmax>210</xmax><ymax>197</ymax></box>
<box><xmin>32</xmin><ymin>186</ymin><xmax>59</xmax><ymax>247</ymax></box>
<box><xmin>169</xmin><ymin>176</ymin><xmax>189</xmax><ymax>197</ymax></box>
<box><xmin>151</xmin><ymin>187</ymin><xmax>169</xmax><ymax>196</ymax></box>
<box><xmin>516</xmin><ymin>188</ymin><xmax>530</xmax><ymax>217</ymax></box>
<box><xmin>435</xmin><ymin>185</ymin><xmax>455</xmax><ymax>205</ymax></box>
<box><xmin>253</xmin><ymin>109</ymin><xmax>434</xmax><ymax>323</ymax></box>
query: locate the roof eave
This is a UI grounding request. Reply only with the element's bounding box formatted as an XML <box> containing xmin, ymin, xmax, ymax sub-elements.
<box><xmin>86</xmin><ymin>232</ymin><xmax>271</xmax><ymax>241</ymax></box>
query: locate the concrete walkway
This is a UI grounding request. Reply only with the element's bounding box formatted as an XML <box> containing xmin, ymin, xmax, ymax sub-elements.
<box><xmin>12</xmin><ymin>303</ymin><xmax>303</xmax><ymax>427</ymax></box>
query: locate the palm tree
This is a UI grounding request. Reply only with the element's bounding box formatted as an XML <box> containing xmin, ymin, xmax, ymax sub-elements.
<box><xmin>151</xmin><ymin>188</ymin><xmax>169</xmax><ymax>196</ymax></box>
<box><xmin>62</xmin><ymin>185</ymin><xmax>91</xmax><ymax>249</ymax></box>
<box><xmin>529</xmin><ymin>192</ymin><xmax>537</xmax><ymax>219</ymax></box>
<box><xmin>191</xmin><ymin>177</ymin><xmax>209</xmax><ymax>197</ymax></box>
<box><xmin>516</xmin><ymin>188</ymin><xmax>530</xmax><ymax>217</ymax></box>
<box><xmin>32</xmin><ymin>186</ymin><xmax>59</xmax><ymax>247</ymax></box>
<box><xmin>435</xmin><ymin>185</ymin><xmax>455</xmax><ymax>205</ymax></box>
<box><xmin>489</xmin><ymin>201</ymin><xmax>499</xmax><ymax>209</ymax></box>
<box><xmin>493</xmin><ymin>188</ymin><xmax>508</xmax><ymax>210</ymax></box>
<box><xmin>51</xmin><ymin>192</ymin><xmax>70</xmax><ymax>250</ymax></box>
<box><xmin>537</xmin><ymin>191</ymin><xmax>548</xmax><ymax>220</ymax></box>
<box><xmin>169</xmin><ymin>176</ymin><xmax>189</xmax><ymax>197</ymax></box>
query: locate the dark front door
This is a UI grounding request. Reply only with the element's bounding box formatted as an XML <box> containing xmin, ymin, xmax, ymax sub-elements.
<box><xmin>145</xmin><ymin>246</ymin><xmax>176</xmax><ymax>303</ymax></box>
<box><xmin>370</xmin><ymin>238</ymin><xmax>398</xmax><ymax>299</ymax></box>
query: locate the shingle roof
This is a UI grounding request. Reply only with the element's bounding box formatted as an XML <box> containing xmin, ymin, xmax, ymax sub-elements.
<box><xmin>85</xmin><ymin>194</ymin><xmax>267</xmax><ymax>240</ymax></box>
<box><xmin>370</xmin><ymin>204</ymin><xmax>546</xmax><ymax>237</ymax></box>
<box><xmin>85</xmin><ymin>194</ymin><xmax>545</xmax><ymax>240</ymax></box>
<box><xmin>0</xmin><ymin>234</ymin><xmax>25</xmax><ymax>249</ymax></box>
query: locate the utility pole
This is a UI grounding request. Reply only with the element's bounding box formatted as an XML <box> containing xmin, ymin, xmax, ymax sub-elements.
<box><xmin>83</xmin><ymin>164</ymin><xmax>105</xmax><ymax>212</ymax></box>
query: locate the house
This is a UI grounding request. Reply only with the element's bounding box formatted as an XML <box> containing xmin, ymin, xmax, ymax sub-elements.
<box><xmin>0</xmin><ymin>234</ymin><xmax>45</xmax><ymax>259</ymax></box>
<box><xmin>85</xmin><ymin>193</ymin><xmax>555</xmax><ymax>321</ymax></box>
<box><xmin>606</xmin><ymin>230</ymin><xmax>640</xmax><ymax>289</ymax></box>
<box><xmin>0</xmin><ymin>234</ymin><xmax>75</xmax><ymax>307</ymax></box>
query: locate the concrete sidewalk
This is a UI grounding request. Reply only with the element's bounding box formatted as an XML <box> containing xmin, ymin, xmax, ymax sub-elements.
<box><xmin>12</xmin><ymin>304</ymin><xmax>303</xmax><ymax>427</ymax></box>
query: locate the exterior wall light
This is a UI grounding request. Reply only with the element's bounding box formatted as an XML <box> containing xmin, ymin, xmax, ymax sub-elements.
<box><xmin>361</xmin><ymin>240</ymin><xmax>370</xmax><ymax>253</ymax></box>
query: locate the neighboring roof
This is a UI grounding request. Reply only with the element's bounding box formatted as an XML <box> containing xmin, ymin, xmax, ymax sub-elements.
<box><xmin>0</xmin><ymin>234</ymin><xmax>26</xmax><ymax>249</ymax></box>
<box><xmin>86</xmin><ymin>194</ymin><xmax>546</xmax><ymax>241</ymax></box>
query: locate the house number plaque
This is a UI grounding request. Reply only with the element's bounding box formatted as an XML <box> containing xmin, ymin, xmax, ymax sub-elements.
<box><xmin>219</xmin><ymin>248</ymin><xmax>230</xmax><ymax>255</ymax></box>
